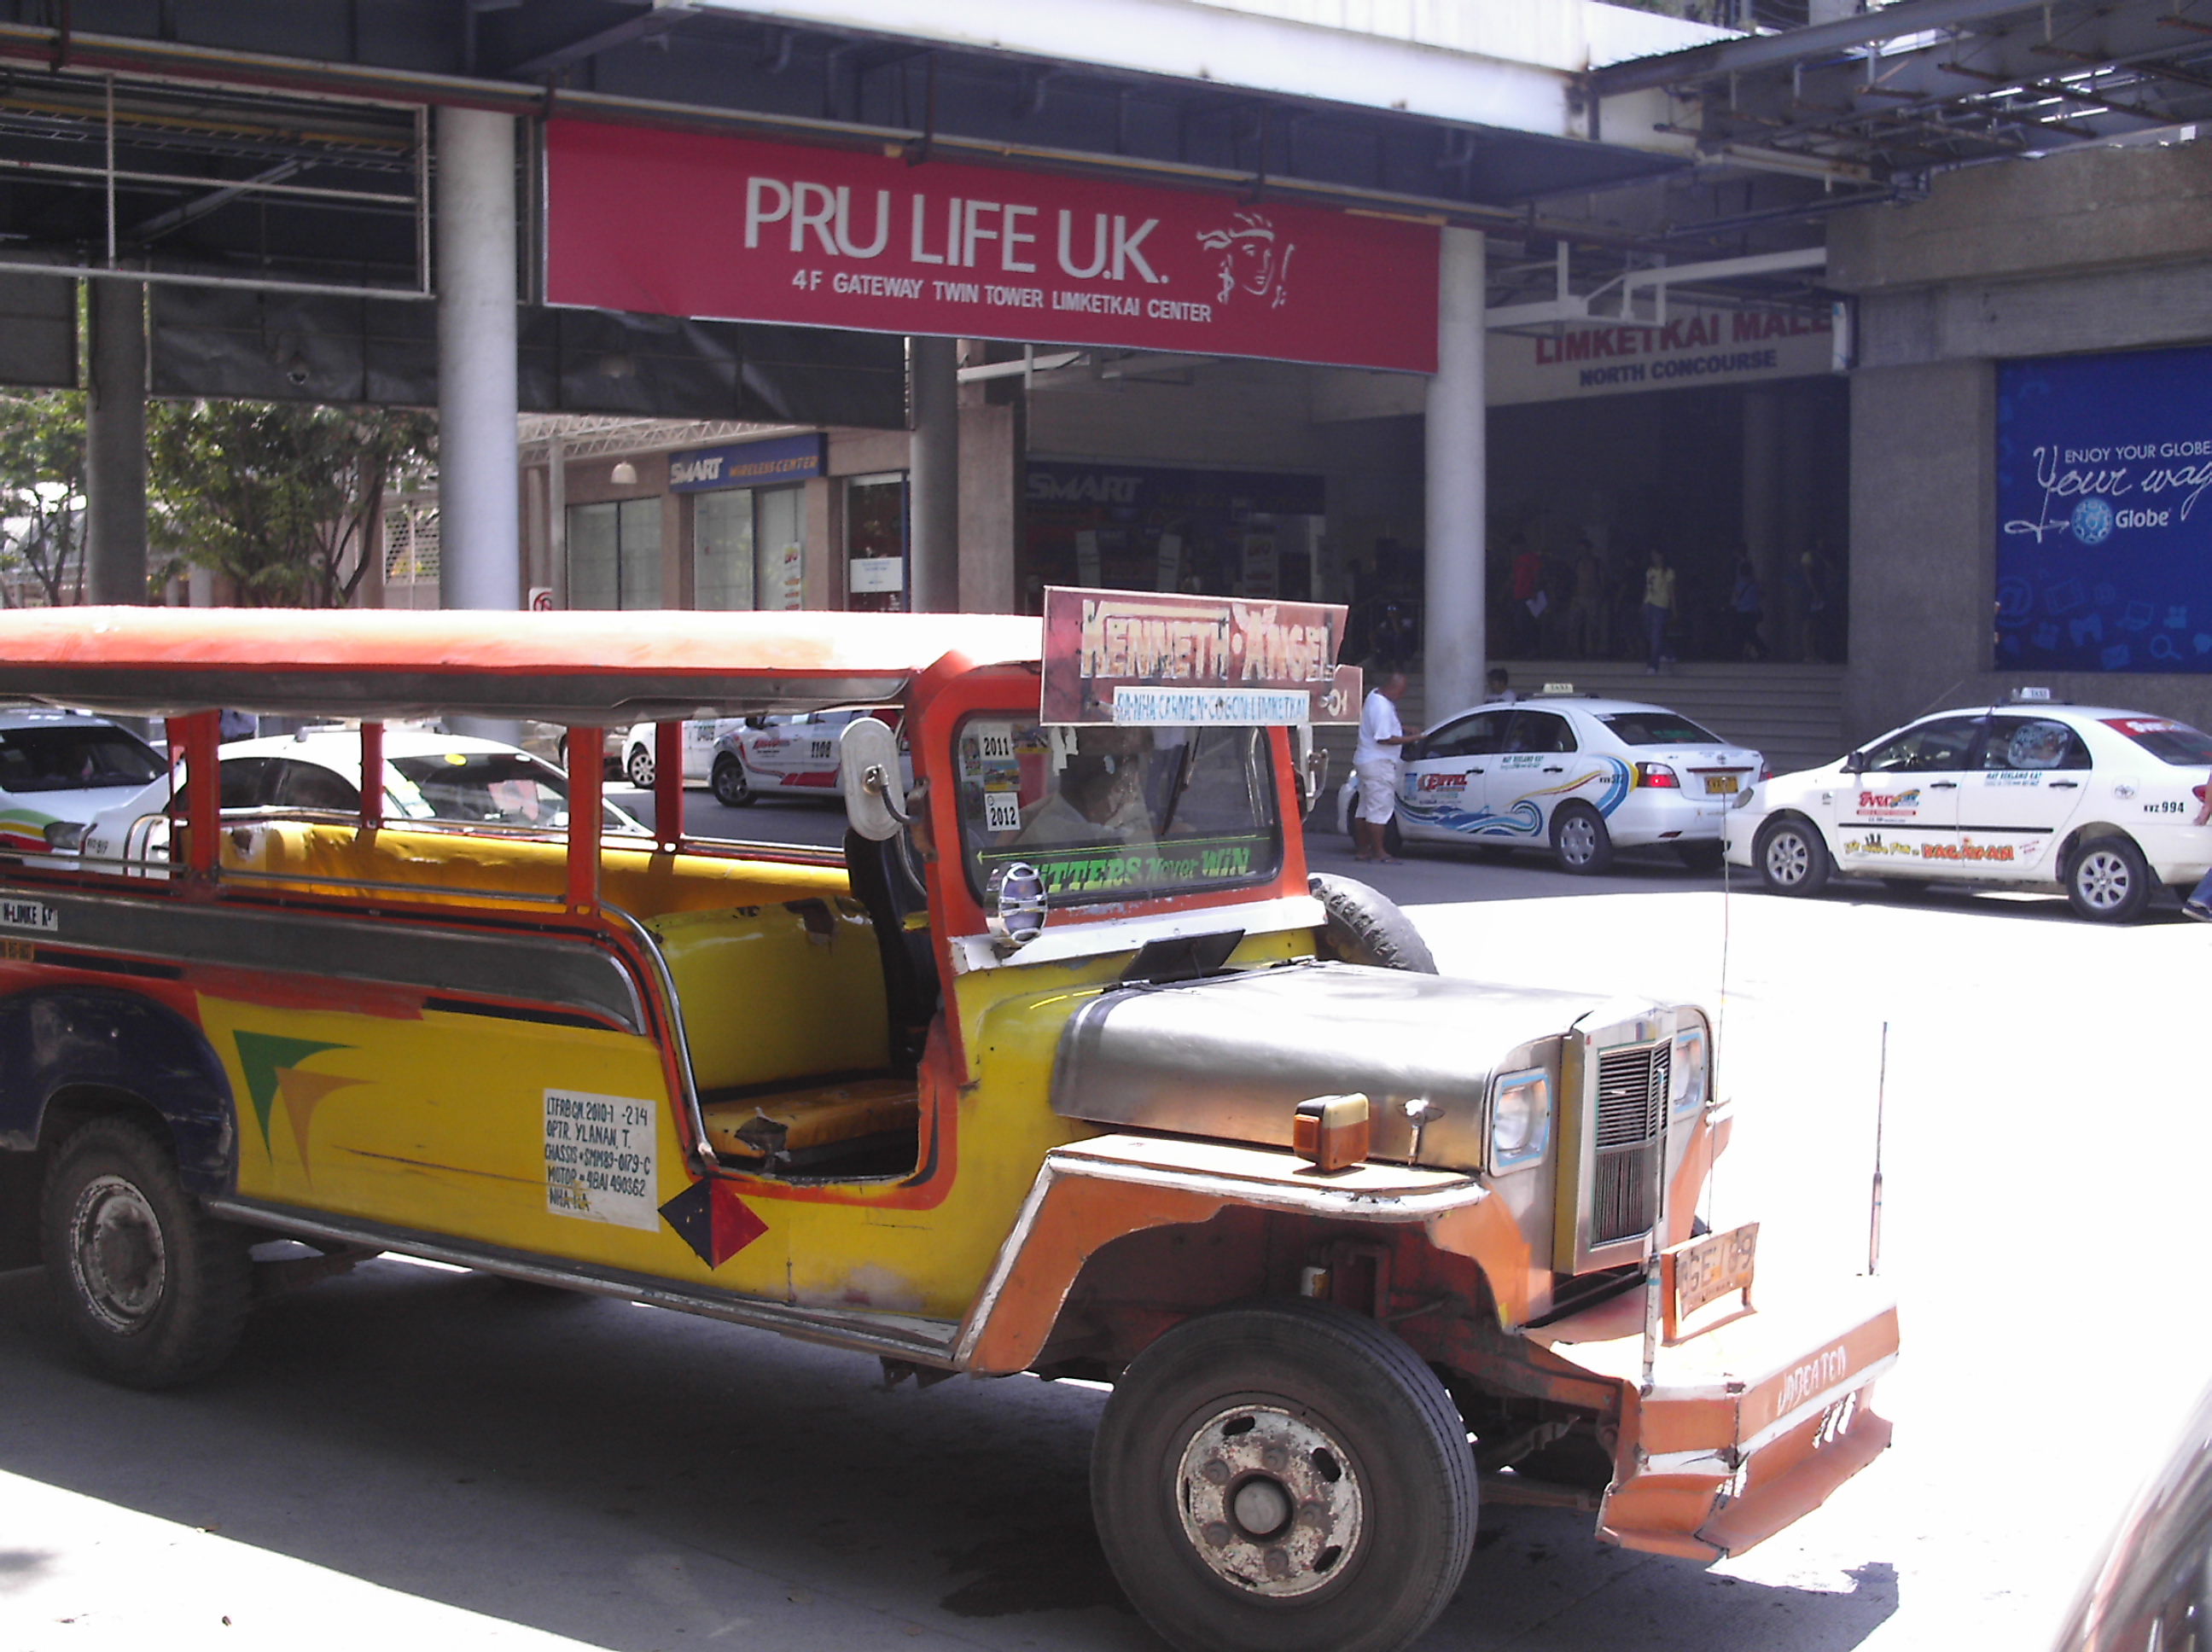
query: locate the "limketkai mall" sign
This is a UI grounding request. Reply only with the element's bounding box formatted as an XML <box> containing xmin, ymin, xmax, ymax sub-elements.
<box><xmin>546</xmin><ymin>119</ymin><xmax>1441</xmax><ymax>375</ymax></box>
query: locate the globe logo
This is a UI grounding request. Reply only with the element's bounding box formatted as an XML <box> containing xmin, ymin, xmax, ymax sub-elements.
<box><xmin>2071</xmin><ymin>497</ymin><xmax>2115</xmax><ymax>545</ymax></box>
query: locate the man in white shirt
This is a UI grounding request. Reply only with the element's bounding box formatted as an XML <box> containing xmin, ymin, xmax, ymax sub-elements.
<box><xmin>1351</xmin><ymin>672</ymin><xmax>1418</xmax><ymax>864</ymax></box>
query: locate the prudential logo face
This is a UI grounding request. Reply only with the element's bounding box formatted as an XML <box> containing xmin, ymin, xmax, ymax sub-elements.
<box><xmin>2071</xmin><ymin>497</ymin><xmax>2115</xmax><ymax>545</ymax></box>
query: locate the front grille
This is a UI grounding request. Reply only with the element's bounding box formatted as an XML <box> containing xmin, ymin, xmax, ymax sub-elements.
<box><xmin>1591</xmin><ymin>1043</ymin><xmax>1668</xmax><ymax>1242</ymax></box>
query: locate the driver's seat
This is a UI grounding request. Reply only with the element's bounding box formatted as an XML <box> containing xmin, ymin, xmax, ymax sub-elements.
<box><xmin>843</xmin><ymin>828</ymin><xmax>938</xmax><ymax>1070</ymax></box>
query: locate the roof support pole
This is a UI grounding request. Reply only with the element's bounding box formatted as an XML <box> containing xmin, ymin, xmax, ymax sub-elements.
<box><xmin>908</xmin><ymin>334</ymin><xmax>959</xmax><ymax>613</ymax></box>
<box><xmin>566</xmin><ymin>727</ymin><xmax>602</xmax><ymax>913</ymax></box>
<box><xmin>179</xmin><ymin>710</ymin><xmax>220</xmax><ymax>888</ymax></box>
<box><xmin>654</xmin><ymin>721</ymin><xmax>684</xmax><ymax>851</ymax></box>
<box><xmin>84</xmin><ymin>275</ymin><xmax>147</xmax><ymax>604</ymax></box>
<box><xmin>1423</xmin><ymin>225</ymin><xmax>1487</xmax><ymax>719</ymax></box>
<box><xmin>358</xmin><ymin>720</ymin><xmax>385</xmax><ymax>829</ymax></box>
<box><xmin>436</xmin><ymin>105</ymin><xmax>520</xmax><ymax>615</ymax></box>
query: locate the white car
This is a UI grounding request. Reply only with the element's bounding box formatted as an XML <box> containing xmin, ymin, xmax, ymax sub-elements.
<box><xmin>1337</xmin><ymin>696</ymin><xmax>1762</xmax><ymax>874</ymax></box>
<box><xmin>0</xmin><ymin>709</ymin><xmax>167</xmax><ymax>857</ymax></box>
<box><xmin>1725</xmin><ymin>700</ymin><xmax>2212</xmax><ymax>922</ymax></box>
<box><xmin>83</xmin><ymin>730</ymin><xmax>648</xmax><ymax>869</ymax></box>
<box><xmin>626</xmin><ymin>711</ymin><xmax>899</xmax><ymax>807</ymax></box>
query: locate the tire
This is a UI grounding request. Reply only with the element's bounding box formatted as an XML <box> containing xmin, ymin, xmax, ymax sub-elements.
<box><xmin>2065</xmin><ymin>835</ymin><xmax>2153</xmax><ymax>922</ymax></box>
<box><xmin>1091</xmin><ymin>1299</ymin><xmax>1478</xmax><ymax>1652</ymax></box>
<box><xmin>1340</xmin><ymin>799</ymin><xmax>1400</xmax><ymax>858</ymax></box>
<box><xmin>1674</xmin><ymin>841</ymin><xmax>1725</xmax><ymax>873</ymax></box>
<box><xmin>626</xmin><ymin>745</ymin><xmax>654</xmax><ymax>788</ymax></box>
<box><xmin>1309</xmin><ymin>874</ymin><xmax>1436</xmax><ymax>973</ymax></box>
<box><xmin>41</xmin><ymin>1116</ymin><xmax>253</xmax><ymax>1388</ymax></box>
<box><xmin>1551</xmin><ymin>804</ymin><xmax>1615</xmax><ymax>875</ymax></box>
<box><xmin>710</xmin><ymin>754</ymin><xmax>754</xmax><ymax>808</ymax></box>
<box><xmin>1755</xmin><ymin>815</ymin><xmax>1831</xmax><ymax>898</ymax></box>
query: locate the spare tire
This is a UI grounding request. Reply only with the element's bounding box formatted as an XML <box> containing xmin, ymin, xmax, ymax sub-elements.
<box><xmin>1309</xmin><ymin>872</ymin><xmax>1437</xmax><ymax>973</ymax></box>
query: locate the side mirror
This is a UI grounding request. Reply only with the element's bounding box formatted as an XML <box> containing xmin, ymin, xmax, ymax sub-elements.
<box><xmin>1842</xmin><ymin>751</ymin><xmax>1865</xmax><ymax>772</ymax></box>
<box><xmin>840</xmin><ymin>716</ymin><xmax>911</xmax><ymax>841</ymax></box>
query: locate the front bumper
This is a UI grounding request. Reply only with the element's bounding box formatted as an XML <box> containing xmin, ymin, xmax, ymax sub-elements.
<box><xmin>1530</xmin><ymin>1274</ymin><xmax>1898</xmax><ymax>1561</ymax></box>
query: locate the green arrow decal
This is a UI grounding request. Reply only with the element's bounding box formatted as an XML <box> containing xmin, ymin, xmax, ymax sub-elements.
<box><xmin>233</xmin><ymin>1031</ymin><xmax>350</xmax><ymax>1151</ymax></box>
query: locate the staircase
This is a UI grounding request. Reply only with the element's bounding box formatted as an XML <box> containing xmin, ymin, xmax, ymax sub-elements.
<box><xmin>1313</xmin><ymin>661</ymin><xmax>1846</xmax><ymax>788</ymax></box>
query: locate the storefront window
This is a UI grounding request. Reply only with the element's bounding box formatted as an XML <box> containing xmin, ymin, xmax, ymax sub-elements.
<box><xmin>694</xmin><ymin>486</ymin><xmax>805</xmax><ymax>611</ymax></box>
<box><xmin>846</xmin><ymin>474</ymin><xmax>906</xmax><ymax>614</ymax></box>
<box><xmin>568</xmin><ymin>498</ymin><xmax>662</xmax><ymax>610</ymax></box>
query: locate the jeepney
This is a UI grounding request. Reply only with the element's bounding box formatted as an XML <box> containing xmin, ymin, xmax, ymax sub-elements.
<box><xmin>0</xmin><ymin>599</ymin><xmax>1895</xmax><ymax>1652</ymax></box>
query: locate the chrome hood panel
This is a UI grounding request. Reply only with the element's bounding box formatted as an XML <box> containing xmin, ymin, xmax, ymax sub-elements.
<box><xmin>1049</xmin><ymin>961</ymin><xmax>1629</xmax><ymax>1169</ymax></box>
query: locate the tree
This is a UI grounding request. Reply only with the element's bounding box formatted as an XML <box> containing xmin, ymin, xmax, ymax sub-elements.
<box><xmin>0</xmin><ymin>391</ymin><xmax>88</xmax><ymax>607</ymax></box>
<box><xmin>149</xmin><ymin>402</ymin><xmax>435</xmax><ymax>608</ymax></box>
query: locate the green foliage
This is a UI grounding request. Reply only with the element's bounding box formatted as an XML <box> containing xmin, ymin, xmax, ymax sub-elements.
<box><xmin>148</xmin><ymin>402</ymin><xmax>436</xmax><ymax>608</ymax></box>
<box><xmin>0</xmin><ymin>391</ymin><xmax>88</xmax><ymax>606</ymax></box>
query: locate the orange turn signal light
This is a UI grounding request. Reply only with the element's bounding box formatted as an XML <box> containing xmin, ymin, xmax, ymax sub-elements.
<box><xmin>1293</xmin><ymin>1093</ymin><xmax>1371</xmax><ymax>1172</ymax></box>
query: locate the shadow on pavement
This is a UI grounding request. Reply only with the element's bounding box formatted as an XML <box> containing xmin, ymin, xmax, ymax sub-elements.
<box><xmin>1</xmin><ymin>1258</ymin><xmax>1899</xmax><ymax>1651</ymax></box>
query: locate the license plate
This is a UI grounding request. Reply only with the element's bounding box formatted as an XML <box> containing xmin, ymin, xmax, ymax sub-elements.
<box><xmin>1703</xmin><ymin>775</ymin><xmax>1739</xmax><ymax>795</ymax></box>
<box><xmin>1669</xmin><ymin>1221</ymin><xmax>1758</xmax><ymax>1323</ymax></box>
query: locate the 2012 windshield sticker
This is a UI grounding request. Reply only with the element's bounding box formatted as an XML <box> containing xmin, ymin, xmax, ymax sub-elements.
<box><xmin>544</xmin><ymin>1090</ymin><xmax>657</xmax><ymax>1230</ymax></box>
<box><xmin>0</xmin><ymin>900</ymin><xmax>56</xmax><ymax>933</ymax></box>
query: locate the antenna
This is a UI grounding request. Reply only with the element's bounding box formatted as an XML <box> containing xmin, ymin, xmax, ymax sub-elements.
<box><xmin>1867</xmin><ymin>1021</ymin><xmax>1889</xmax><ymax>1276</ymax></box>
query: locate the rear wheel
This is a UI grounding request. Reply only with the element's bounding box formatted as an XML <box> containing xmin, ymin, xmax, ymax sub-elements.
<box><xmin>1755</xmin><ymin>815</ymin><xmax>1831</xmax><ymax>898</ymax></box>
<box><xmin>2065</xmin><ymin>835</ymin><xmax>2152</xmax><ymax>922</ymax></box>
<box><xmin>1341</xmin><ymin>799</ymin><xmax>1400</xmax><ymax>858</ymax></box>
<box><xmin>626</xmin><ymin>745</ymin><xmax>654</xmax><ymax>788</ymax></box>
<box><xmin>1551</xmin><ymin>804</ymin><xmax>1614</xmax><ymax>875</ymax></box>
<box><xmin>42</xmin><ymin>1117</ymin><xmax>252</xmax><ymax>1388</ymax></box>
<box><xmin>1092</xmin><ymin>1300</ymin><xmax>1478</xmax><ymax>1652</ymax></box>
<box><xmin>710</xmin><ymin>754</ymin><xmax>753</xmax><ymax>807</ymax></box>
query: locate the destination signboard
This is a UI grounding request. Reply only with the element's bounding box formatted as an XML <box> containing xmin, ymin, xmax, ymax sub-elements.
<box><xmin>1039</xmin><ymin>587</ymin><xmax>1359</xmax><ymax>725</ymax></box>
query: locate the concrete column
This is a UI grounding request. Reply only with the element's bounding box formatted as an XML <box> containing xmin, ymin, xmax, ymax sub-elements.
<box><xmin>958</xmin><ymin>403</ymin><xmax>1018</xmax><ymax>614</ymax></box>
<box><xmin>1423</xmin><ymin>226</ymin><xmax>1486</xmax><ymax>718</ymax></box>
<box><xmin>907</xmin><ymin>334</ymin><xmax>959</xmax><ymax>613</ymax></box>
<box><xmin>436</xmin><ymin>106</ymin><xmax>520</xmax><ymax>611</ymax></box>
<box><xmin>84</xmin><ymin>278</ymin><xmax>148</xmax><ymax>605</ymax></box>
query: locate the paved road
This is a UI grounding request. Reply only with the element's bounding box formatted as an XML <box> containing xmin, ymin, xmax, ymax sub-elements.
<box><xmin>5</xmin><ymin>795</ymin><xmax>2207</xmax><ymax>1651</ymax></box>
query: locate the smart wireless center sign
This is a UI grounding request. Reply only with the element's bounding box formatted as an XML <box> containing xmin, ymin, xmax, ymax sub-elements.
<box><xmin>545</xmin><ymin>119</ymin><xmax>1440</xmax><ymax>374</ymax></box>
<box><xmin>1996</xmin><ymin>345</ymin><xmax>2212</xmax><ymax>673</ymax></box>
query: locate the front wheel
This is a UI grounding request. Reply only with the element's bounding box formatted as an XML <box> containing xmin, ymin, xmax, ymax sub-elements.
<box><xmin>626</xmin><ymin>745</ymin><xmax>655</xmax><ymax>788</ymax></box>
<box><xmin>1551</xmin><ymin>803</ymin><xmax>1614</xmax><ymax>875</ymax></box>
<box><xmin>1092</xmin><ymin>1300</ymin><xmax>1477</xmax><ymax>1652</ymax></box>
<box><xmin>42</xmin><ymin>1116</ymin><xmax>253</xmax><ymax>1388</ymax></box>
<box><xmin>1755</xmin><ymin>815</ymin><xmax>1831</xmax><ymax>897</ymax></box>
<box><xmin>2065</xmin><ymin>835</ymin><xmax>2153</xmax><ymax>922</ymax></box>
<box><xmin>710</xmin><ymin>754</ymin><xmax>754</xmax><ymax>807</ymax></box>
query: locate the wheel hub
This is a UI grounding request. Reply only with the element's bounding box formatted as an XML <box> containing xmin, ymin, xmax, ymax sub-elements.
<box><xmin>2077</xmin><ymin>851</ymin><xmax>2131</xmax><ymax>909</ymax></box>
<box><xmin>1559</xmin><ymin>817</ymin><xmax>1595</xmax><ymax>861</ymax></box>
<box><xmin>1767</xmin><ymin>834</ymin><xmax>1807</xmax><ymax>884</ymax></box>
<box><xmin>69</xmin><ymin>1174</ymin><xmax>166</xmax><ymax>1333</ymax></box>
<box><xmin>1175</xmin><ymin>1405</ymin><xmax>1363</xmax><ymax>1597</ymax></box>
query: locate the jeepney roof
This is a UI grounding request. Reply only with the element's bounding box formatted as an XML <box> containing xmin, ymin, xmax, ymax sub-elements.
<box><xmin>0</xmin><ymin>607</ymin><xmax>1044</xmax><ymax>723</ymax></box>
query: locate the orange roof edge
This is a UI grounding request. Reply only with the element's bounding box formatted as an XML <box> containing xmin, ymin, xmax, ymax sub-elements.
<box><xmin>0</xmin><ymin>607</ymin><xmax>1044</xmax><ymax>722</ymax></box>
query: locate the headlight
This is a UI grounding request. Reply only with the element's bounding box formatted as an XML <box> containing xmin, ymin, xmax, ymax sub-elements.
<box><xmin>43</xmin><ymin>821</ymin><xmax>86</xmax><ymax>852</ymax></box>
<box><xmin>1489</xmin><ymin>1070</ymin><xmax>1551</xmax><ymax>1172</ymax></box>
<box><xmin>1670</xmin><ymin>1025</ymin><xmax>1708</xmax><ymax>1116</ymax></box>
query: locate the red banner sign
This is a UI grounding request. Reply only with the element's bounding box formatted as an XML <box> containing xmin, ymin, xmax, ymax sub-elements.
<box><xmin>545</xmin><ymin>120</ymin><xmax>1439</xmax><ymax>375</ymax></box>
<box><xmin>1040</xmin><ymin>587</ymin><xmax>1360</xmax><ymax>724</ymax></box>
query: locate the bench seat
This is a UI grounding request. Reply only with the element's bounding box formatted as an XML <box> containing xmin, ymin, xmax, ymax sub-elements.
<box><xmin>701</xmin><ymin>1077</ymin><xmax>921</xmax><ymax>1173</ymax></box>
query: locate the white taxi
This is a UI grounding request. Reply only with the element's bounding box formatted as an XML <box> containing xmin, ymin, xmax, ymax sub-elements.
<box><xmin>623</xmin><ymin>711</ymin><xmax>896</xmax><ymax>807</ymax></box>
<box><xmin>1725</xmin><ymin>699</ymin><xmax>2212</xmax><ymax>922</ymax></box>
<box><xmin>1337</xmin><ymin>695</ymin><xmax>1762</xmax><ymax>874</ymax></box>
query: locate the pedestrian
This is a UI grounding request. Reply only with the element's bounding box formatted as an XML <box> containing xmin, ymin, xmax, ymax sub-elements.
<box><xmin>1351</xmin><ymin>669</ymin><xmax>1419</xmax><ymax>864</ymax></box>
<box><xmin>1642</xmin><ymin>548</ymin><xmax>1677</xmax><ymax>674</ymax></box>
<box><xmin>1729</xmin><ymin>556</ymin><xmax>1769</xmax><ymax>661</ymax></box>
<box><xmin>1798</xmin><ymin>542</ymin><xmax>1836</xmax><ymax>662</ymax></box>
<box><xmin>2186</xmin><ymin>771</ymin><xmax>2212</xmax><ymax>920</ymax></box>
<box><xmin>1566</xmin><ymin>537</ymin><xmax>1606</xmax><ymax>659</ymax></box>
<box><xmin>1485</xmin><ymin>666</ymin><xmax>1517</xmax><ymax>704</ymax></box>
<box><xmin>1507</xmin><ymin>536</ymin><xmax>1545</xmax><ymax>655</ymax></box>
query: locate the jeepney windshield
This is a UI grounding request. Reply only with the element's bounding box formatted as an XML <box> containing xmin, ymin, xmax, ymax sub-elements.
<box><xmin>955</xmin><ymin>718</ymin><xmax>1281</xmax><ymax>905</ymax></box>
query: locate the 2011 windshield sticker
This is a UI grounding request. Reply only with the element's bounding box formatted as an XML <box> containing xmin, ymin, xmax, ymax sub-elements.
<box><xmin>544</xmin><ymin>1090</ymin><xmax>657</xmax><ymax>1230</ymax></box>
<box><xmin>0</xmin><ymin>900</ymin><xmax>56</xmax><ymax>933</ymax></box>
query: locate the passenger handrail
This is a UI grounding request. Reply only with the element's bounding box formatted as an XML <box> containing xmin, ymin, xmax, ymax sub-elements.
<box><xmin>598</xmin><ymin>899</ymin><xmax>719</xmax><ymax>1176</ymax></box>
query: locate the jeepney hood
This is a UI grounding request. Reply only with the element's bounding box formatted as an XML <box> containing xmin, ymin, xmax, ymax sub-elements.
<box><xmin>1049</xmin><ymin>960</ymin><xmax>1634</xmax><ymax>1169</ymax></box>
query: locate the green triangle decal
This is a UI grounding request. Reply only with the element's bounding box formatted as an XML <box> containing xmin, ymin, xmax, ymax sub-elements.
<box><xmin>233</xmin><ymin>1032</ymin><xmax>350</xmax><ymax>1151</ymax></box>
